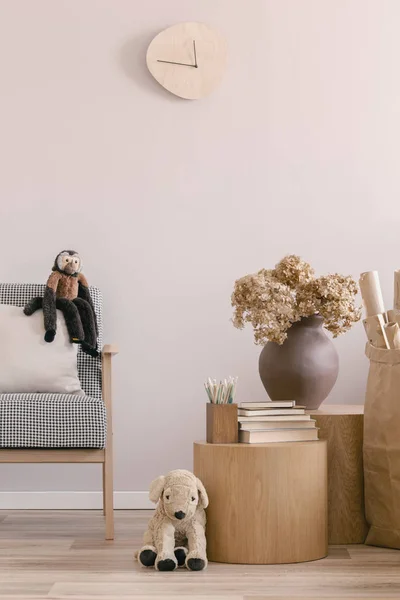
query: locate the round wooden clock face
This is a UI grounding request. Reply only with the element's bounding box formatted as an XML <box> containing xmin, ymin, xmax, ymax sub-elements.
<box><xmin>146</xmin><ymin>22</ymin><xmax>227</xmax><ymax>100</ymax></box>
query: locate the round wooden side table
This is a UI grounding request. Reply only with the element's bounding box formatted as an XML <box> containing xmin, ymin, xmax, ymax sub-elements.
<box><xmin>193</xmin><ymin>440</ymin><xmax>328</xmax><ymax>565</ymax></box>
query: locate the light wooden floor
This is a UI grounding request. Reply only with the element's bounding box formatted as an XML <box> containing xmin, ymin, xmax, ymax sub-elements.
<box><xmin>0</xmin><ymin>510</ymin><xmax>400</xmax><ymax>599</ymax></box>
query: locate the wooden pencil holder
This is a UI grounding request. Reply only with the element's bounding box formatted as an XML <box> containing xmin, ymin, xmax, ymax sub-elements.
<box><xmin>206</xmin><ymin>403</ymin><xmax>238</xmax><ymax>444</ymax></box>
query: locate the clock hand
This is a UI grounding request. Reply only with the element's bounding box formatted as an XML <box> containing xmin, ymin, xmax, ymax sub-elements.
<box><xmin>193</xmin><ymin>40</ymin><xmax>198</xmax><ymax>68</ymax></box>
<box><xmin>157</xmin><ymin>59</ymin><xmax>197</xmax><ymax>67</ymax></box>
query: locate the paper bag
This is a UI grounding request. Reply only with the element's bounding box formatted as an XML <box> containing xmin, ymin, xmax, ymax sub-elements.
<box><xmin>364</xmin><ymin>342</ymin><xmax>400</xmax><ymax>548</ymax></box>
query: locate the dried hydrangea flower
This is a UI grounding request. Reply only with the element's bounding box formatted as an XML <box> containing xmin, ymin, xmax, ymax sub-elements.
<box><xmin>232</xmin><ymin>256</ymin><xmax>361</xmax><ymax>345</ymax></box>
<box><xmin>231</xmin><ymin>270</ymin><xmax>298</xmax><ymax>345</ymax></box>
<box><xmin>273</xmin><ymin>255</ymin><xmax>315</xmax><ymax>288</ymax></box>
<box><xmin>297</xmin><ymin>274</ymin><xmax>361</xmax><ymax>337</ymax></box>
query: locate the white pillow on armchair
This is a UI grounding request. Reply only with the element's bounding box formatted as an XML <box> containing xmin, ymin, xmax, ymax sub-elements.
<box><xmin>0</xmin><ymin>305</ymin><xmax>84</xmax><ymax>394</ymax></box>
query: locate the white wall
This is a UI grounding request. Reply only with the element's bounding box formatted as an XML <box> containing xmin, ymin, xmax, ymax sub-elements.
<box><xmin>0</xmin><ymin>0</ymin><xmax>399</xmax><ymax>498</ymax></box>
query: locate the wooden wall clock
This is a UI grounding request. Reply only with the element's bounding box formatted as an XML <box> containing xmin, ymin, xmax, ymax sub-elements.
<box><xmin>146</xmin><ymin>22</ymin><xmax>227</xmax><ymax>100</ymax></box>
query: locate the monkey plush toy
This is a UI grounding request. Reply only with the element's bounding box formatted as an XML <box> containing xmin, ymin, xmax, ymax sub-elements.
<box><xmin>24</xmin><ymin>250</ymin><xmax>99</xmax><ymax>357</ymax></box>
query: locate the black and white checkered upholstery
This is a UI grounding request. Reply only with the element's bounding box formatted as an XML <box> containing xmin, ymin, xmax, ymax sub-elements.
<box><xmin>0</xmin><ymin>394</ymin><xmax>106</xmax><ymax>448</ymax></box>
<box><xmin>0</xmin><ymin>284</ymin><xmax>106</xmax><ymax>448</ymax></box>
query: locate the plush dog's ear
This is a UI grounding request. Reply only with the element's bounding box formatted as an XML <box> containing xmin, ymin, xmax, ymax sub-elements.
<box><xmin>149</xmin><ymin>475</ymin><xmax>166</xmax><ymax>503</ymax></box>
<box><xmin>196</xmin><ymin>477</ymin><xmax>209</xmax><ymax>508</ymax></box>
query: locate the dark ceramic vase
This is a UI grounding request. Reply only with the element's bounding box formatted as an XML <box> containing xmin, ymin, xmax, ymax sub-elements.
<box><xmin>258</xmin><ymin>315</ymin><xmax>339</xmax><ymax>410</ymax></box>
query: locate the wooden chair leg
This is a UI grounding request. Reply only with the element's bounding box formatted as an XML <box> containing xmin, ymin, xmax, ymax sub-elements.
<box><xmin>102</xmin><ymin>347</ymin><xmax>116</xmax><ymax>541</ymax></box>
<box><xmin>104</xmin><ymin>452</ymin><xmax>114</xmax><ymax>540</ymax></box>
<box><xmin>102</xmin><ymin>462</ymin><xmax>106</xmax><ymax>516</ymax></box>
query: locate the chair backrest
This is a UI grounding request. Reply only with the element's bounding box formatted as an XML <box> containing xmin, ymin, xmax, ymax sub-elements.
<box><xmin>0</xmin><ymin>283</ymin><xmax>103</xmax><ymax>400</ymax></box>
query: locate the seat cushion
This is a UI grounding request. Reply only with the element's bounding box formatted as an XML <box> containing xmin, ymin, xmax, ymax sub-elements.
<box><xmin>0</xmin><ymin>394</ymin><xmax>106</xmax><ymax>448</ymax></box>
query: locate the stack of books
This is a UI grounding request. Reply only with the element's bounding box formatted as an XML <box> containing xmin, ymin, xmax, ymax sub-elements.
<box><xmin>238</xmin><ymin>401</ymin><xmax>318</xmax><ymax>444</ymax></box>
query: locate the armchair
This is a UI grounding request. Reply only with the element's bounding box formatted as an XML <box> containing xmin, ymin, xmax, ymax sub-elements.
<box><xmin>0</xmin><ymin>284</ymin><xmax>116</xmax><ymax>540</ymax></box>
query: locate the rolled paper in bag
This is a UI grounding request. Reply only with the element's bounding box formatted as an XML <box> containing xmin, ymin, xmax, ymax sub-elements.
<box><xmin>363</xmin><ymin>315</ymin><xmax>389</xmax><ymax>349</ymax></box>
<box><xmin>359</xmin><ymin>271</ymin><xmax>385</xmax><ymax>317</ymax></box>
<box><xmin>387</xmin><ymin>309</ymin><xmax>400</xmax><ymax>327</ymax></box>
<box><xmin>384</xmin><ymin>322</ymin><xmax>400</xmax><ymax>350</ymax></box>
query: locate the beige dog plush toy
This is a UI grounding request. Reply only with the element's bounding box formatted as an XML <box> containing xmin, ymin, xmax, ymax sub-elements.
<box><xmin>136</xmin><ymin>469</ymin><xmax>208</xmax><ymax>571</ymax></box>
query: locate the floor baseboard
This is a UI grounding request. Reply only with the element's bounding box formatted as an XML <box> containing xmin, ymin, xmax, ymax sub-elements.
<box><xmin>0</xmin><ymin>491</ymin><xmax>153</xmax><ymax>510</ymax></box>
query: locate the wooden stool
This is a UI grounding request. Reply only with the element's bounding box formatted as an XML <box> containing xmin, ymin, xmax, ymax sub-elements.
<box><xmin>310</xmin><ymin>404</ymin><xmax>368</xmax><ymax>544</ymax></box>
<box><xmin>193</xmin><ymin>440</ymin><xmax>328</xmax><ymax>564</ymax></box>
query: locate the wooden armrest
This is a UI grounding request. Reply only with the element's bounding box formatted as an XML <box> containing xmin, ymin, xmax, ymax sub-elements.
<box><xmin>102</xmin><ymin>344</ymin><xmax>119</xmax><ymax>356</ymax></box>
